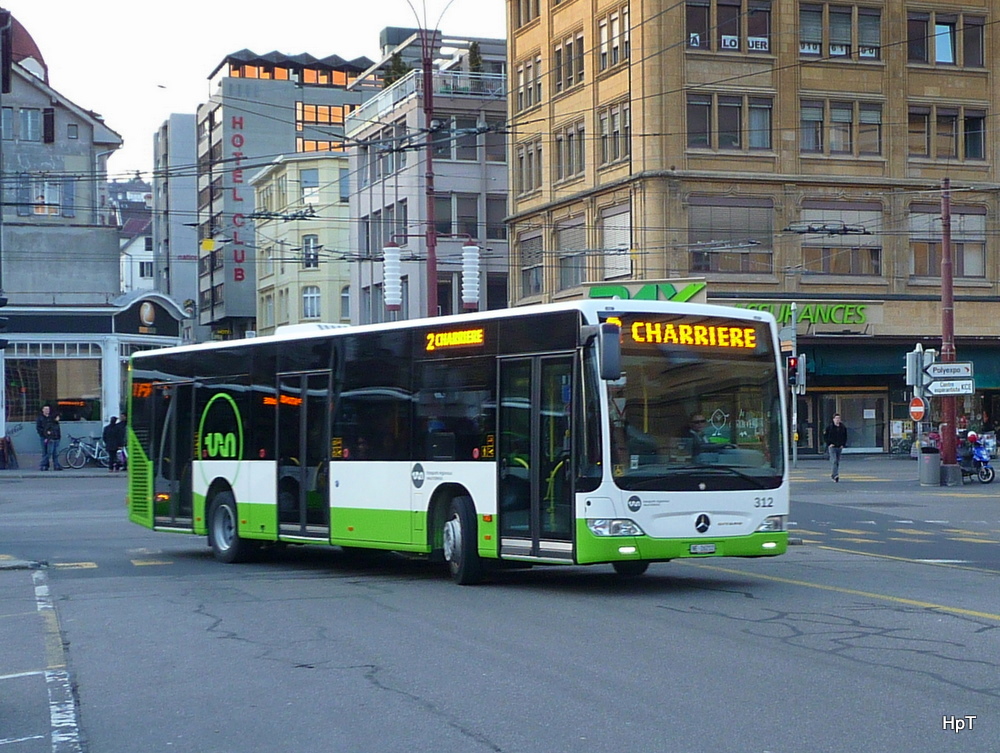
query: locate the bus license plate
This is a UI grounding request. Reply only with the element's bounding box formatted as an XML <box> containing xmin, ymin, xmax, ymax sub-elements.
<box><xmin>690</xmin><ymin>543</ymin><xmax>716</xmax><ymax>554</ymax></box>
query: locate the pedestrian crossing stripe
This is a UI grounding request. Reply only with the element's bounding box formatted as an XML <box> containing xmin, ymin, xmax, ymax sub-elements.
<box><xmin>51</xmin><ymin>562</ymin><xmax>97</xmax><ymax>569</ymax></box>
<box><xmin>131</xmin><ymin>559</ymin><xmax>174</xmax><ymax>566</ymax></box>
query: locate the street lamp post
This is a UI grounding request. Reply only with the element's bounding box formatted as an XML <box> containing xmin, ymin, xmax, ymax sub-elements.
<box><xmin>939</xmin><ymin>177</ymin><xmax>960</xmax><ymax>485</ymax></box>
<box><xmin>420</xmin><ymin>27</ymin><xmax>439</xmax><ymax>317</ymax></box>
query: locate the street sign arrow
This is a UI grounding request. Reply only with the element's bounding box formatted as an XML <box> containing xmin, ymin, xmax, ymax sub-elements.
<box><xmin>924</xmin><ymin>361</ymin><xmax>974</xmax><ymax>379</ymax></box>
<box><xmin>924</xmin><ymin>378</ymin><xmax>975</xmax><ymax>396</ymax></box>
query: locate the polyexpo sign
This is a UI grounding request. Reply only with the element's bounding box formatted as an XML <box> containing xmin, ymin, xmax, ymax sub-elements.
<box><xmin>925</xmin><ymin>362</ymin><xmax>974</xmax><ymax>380</ymax></box>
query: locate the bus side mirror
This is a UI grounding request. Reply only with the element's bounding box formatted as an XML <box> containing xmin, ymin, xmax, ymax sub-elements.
<box><xmin>581</xmin><ymin>324</ymin><xmax>622</xmax><ymax>381</ymax></box>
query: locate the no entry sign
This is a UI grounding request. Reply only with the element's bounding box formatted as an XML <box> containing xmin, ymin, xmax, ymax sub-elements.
<box><xmin>909</xmin><ymin>397</ymin><xmax>927</xmax><ymax>421</ymax></box>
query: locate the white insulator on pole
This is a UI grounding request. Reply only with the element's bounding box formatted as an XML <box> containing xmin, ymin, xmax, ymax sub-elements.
<box><xmin>461</xmin><ymin>242</ymin><xmax>480</xmax><ymax>311</ymax></box>
<box><xmin>383</xmin><ymin>241</ymin><xmax>402</xmax><ymax>311</ymax></box>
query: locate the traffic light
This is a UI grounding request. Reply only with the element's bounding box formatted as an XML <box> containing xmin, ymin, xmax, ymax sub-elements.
<box><xmin>786</xmin><ymin>355</ymin><xmax>799</xmax><ymax>387</ymax></box>
<box><xmin>0</xmin><ymin>294</ymin><xmax>8</xmax><ymax>350</ymax></box>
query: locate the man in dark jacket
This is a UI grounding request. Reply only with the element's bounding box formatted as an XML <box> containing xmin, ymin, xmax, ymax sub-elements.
<box><xmin>823</xmin><ymin>413</ymin><xmax>848</xmax><ymax>482</ymax></box>
<box><xmin>103</xmin><ymin>416</ymin><xmax>123</xmax><ymax>472</ymax></box>
<box><xmin>36</xmin><ymin>405</ymin><xmax>63</xmax><ymax>471</ymax></box>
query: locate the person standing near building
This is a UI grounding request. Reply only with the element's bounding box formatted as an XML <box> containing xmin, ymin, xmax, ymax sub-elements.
<box><xmin>824</xmin><ymin>413</ymin><xmax>848</xmax><ymax>482</ymax></box>
<box><xmin>35</xmin><ymin>405</ymin><xmax>63</xmax><ymax>471</ymax></box>
<box><xmin>103</xmin><ymin>416</ymin><xmax>121</xmax><ymax>472</ymax></box>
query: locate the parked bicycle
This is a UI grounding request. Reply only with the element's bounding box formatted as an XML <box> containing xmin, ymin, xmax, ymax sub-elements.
<box><xmin>61</xmin><ymin>435</ymin><xmax>110</xmax><ymax>469</ymax></box>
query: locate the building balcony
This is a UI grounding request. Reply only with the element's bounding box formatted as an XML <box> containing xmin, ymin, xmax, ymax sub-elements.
<box><xmin>346</xmin><ymin>70</ymin><xmax>506</xmax><ymax>138</ymax></box>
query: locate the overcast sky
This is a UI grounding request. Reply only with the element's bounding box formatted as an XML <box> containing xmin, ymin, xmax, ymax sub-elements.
<box><xmin>4</xmin><ymin>0</ymin><xmax>506</xmax><ymax>180</ymax></box>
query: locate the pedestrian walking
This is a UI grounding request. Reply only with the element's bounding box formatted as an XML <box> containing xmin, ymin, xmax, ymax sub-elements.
<box><xmin>824</xmin><ymin>413</ymin><xmax>848</xmax><ymax>482</ymax></box>
<box><xmin>35</xmin><ymin>405</ymin><xmax>64</xmax><ymax>471</ymax></box>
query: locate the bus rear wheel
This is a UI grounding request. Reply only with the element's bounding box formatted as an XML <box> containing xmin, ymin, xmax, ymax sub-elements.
<box><xmin>612</xmin><ymin>561</ymin><xmax>649</xmax><ymax>578</ymax></box>
<box><xmin>442</xmin><ymin>496</ymin><xmax>483</xmax><ymax>585</ymax></box>
<box><xmin>209</xmin><ymin>491</ymin><xmax>257</xmax><ymax>564</ymax></box>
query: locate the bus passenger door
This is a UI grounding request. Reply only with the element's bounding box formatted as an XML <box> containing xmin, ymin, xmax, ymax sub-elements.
<box><xmin>277</xmin><ymin>371</ymin><xmax>331</xmax><ymax>539</ymax></box>
<box><xmin>498</xmin><ymin>355</ymin><xmax>575</xmax><ymax>561</ymax></box>
<box><xmin>152</xmin><ymin>382</ymin><xmax>195</xmax><ymax>528</ymax></box>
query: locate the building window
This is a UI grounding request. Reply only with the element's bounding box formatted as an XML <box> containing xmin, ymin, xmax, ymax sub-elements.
<box><xmin>908</xmin><ymin>105</ymin><xmax>985</xmax><ymax>161</ymax></box>
<box><xmin>800</xmin><ymin>100</ymin><xmax>882</xmax><ymax>157</ymax></box>
<box><xmin>910</xmin><ymin>206</ymin><xmax>986</xmax><ymax>278</ymax></box>
<box><xmin>908</xmin><ymin>12</ymin><xmax>984</xmax><ymax>67</ymax></box>
<box><xmin>67</xmin><ymin>123</ymin><xmax>79</xmax><ymax>139</ymax></box>
<box><xmin>687</xmin><ymin>1</ymin><xmax>771</xmax><ymax>54</ymax></box>
<box><xmin>599</xmin><ymin>101</ymin><xmax>632</xmax><ymax>164</ymax></box>
<box><xmin>300</xmin><ymin>168</ymin><xmax>319</xmax><ymax>205</ymax></box>
<box><xmin>20</xmin><ymin>108</ymin><xmax>41</xmax><ymax>141</ymax></box>
<box><xmin>556</xmin><ymin>221</ymin><xmax>587</xmax><ymax>291</ymax></box>
<box><xmin>519</xmin><ymin>233</ymin><xmax>543</xmax><ymax>296</ymax></box>
<box><xmin>688</xmin><ymin>94</ymin><xmax>772</xmax><ymax>151</ymax></box>
<box><xmin>688</xmin><ymin>199</ymin><xmax>773</xmax><ymax>273</ymax></box>
<box><xmin>139</xmin><ymin>261</ymin><xmax>154</xmax><ymax>278</ymax></box>
<box><xmin>340</xmin><ymin>286</ymin><xmax>350</xmax><ymax>320</ymax></box>
<box><xmin>32</xmin><ymin>181</ymin><xmax>60</xmax><ymax>215</ymax></box>
<box><xmin>302</xmin><ymin>286</ymin><xmax>321</xmax><ymax>319</ymax></box>
<box><xmin>302</xmin><ymin>234</ymin><xmax>320</xmax><ymax>268</ymax></box>
<box><xmin>553</xmin><ymin>32</ymin><xmax>585</xmax><ymax>94</ymax></box>
<box><xmin>486</xmin><ymin>195</ymin><xmax>507</xmax><ymax>240</ymax></box>
<box><xmin>554</xmin><ymin>121</ymin><xmax>586</xmax><ymax>181</ymax></box>
<box><xmin>598</xmin><ymin>5</ymin><xmax>630</xmax><ymax>71</ymax></box>
<box><xmin>485</xmin><ymin>120</ymin><xmax>507</xmax><ymax>162</ymax></box>
<box><xmin>800</xmin><ymin>4</ymin><xmax>880</xmax><ymax>60</ymax></box>
<box><xmin>455</xmin><ymin>194</ymin><xmax>479</xmax><ymax>238</ymax></box>
<box><xmin>601</xmin><ymin>206</ymin><xmax>632</xmax><ymax>279</ymax></box>
<box><xmin>339</xmin><ymin>167</ymin><xmax>350</xmax><ymax>202</ymax></box>
<box><xmin>515</xmin><ymin>0</ymin><xmax>540</xmax><ymax>28</ymax></box>
<box><xmin>515</xmin><ymin>140</ymin><xmax>543</xmax><ymax>195</ymax></box>
<box><xmin>515</xmin><ymin>54</ymin><xmax>543</xmax><ymax>111</ymax></box>
<box><xmin>799</xmin><ymin>204</ymin><xmax>882</xmax><ymax>276</ymax></box>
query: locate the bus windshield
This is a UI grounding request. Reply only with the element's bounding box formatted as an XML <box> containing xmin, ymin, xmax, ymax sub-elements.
<box><xmin>606</xmin><ymin>313</ymin><xmax>784</xmax><ymax>491</ymax></box>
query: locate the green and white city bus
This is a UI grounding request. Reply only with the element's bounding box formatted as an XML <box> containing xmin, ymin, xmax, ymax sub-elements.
<box><xmin>126</xmin><ymin>300</ymin><xmax>789</xmax><ymax>584</ymax></box>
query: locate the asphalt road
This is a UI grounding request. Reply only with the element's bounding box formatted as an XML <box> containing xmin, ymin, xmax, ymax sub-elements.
<box><xmin>3</xmin><ymin>459</ymin><xmax>1000</xmax><ymax>753</ymax></box>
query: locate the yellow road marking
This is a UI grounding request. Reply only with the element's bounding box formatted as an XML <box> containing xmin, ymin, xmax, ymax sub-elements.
<box><xmin>685</xmin><ymin>560</ymin><xmax>1000</xmax><ymax>622</ymax></box>
<box><xmin>833</xmin><ymin>537</ymin><xmax>878</xmax><ymax>544</ymax></box>
<box><xmin>831</xmin><ymin>528</ymin><xmax>876</xmax><ymax>535</ymax></box>
<box><xmin>51</xmin><ymin>562</ymin><xmax>98</xmax><ymax>569</ymax></box>
<box><xmin>943</xmin><ymin>528</ymin><xmax>992</xmax><ymax>537</ymax></box>
<box><xmin>0</xmin><ymin>554</ymin><xmax>14</xmax><ymax>561</ymax></box>
<box><xmin>790</xmin><ymin>529</ymin><xmax>827</xmax><ymax>536</ymax></box>
<box><xmin>887</xmin><ymin>537</ymin><xmax>925</xmax><ymax>543</ymax></box>
<box><xmin>819</xmin><ymin>545</ymin><xmax>996</xmax><ymax>574</ymax></box>
<box><xmin>131</xmin><ymin>559</ymin><xmax>173</xmax><ymax>566</ymax></box>
<box><xmin>889</xmin><ymin>528</ymin><xmax>936</xmax><ymax>536</ymax></box>
<box><xmin>946</xmin><ymin>537</ymin><xmax>1000</xmax><ymax>545</ymax></box>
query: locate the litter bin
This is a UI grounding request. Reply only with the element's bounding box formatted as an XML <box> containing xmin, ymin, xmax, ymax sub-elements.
<box><xmin>919</xmin><ymin>446</ymin><xmax>940</xmax><ymax>486</ymax></box>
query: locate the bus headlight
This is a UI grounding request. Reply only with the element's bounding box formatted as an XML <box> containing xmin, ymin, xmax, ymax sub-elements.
<box><xmin>587</xmin><ymin>519</ymin><xmax>644</xmax><ymax>537</ymax></box>
<box><xmin>755</xmin><ymin>515</ymin><xmax>786</xmax><ymax>532</ymax></box>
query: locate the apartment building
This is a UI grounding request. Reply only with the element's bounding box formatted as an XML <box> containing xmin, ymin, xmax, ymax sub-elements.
<box><xmin>346</xmin><ymin>29</ymin><xmax>509</xmax><ymax>322</ymax></box>
<box><xmin>195</xmin><ymin>50</ymin><xmax>373</xmax><ymax>339</ymax></box>
<box><xmin>0</xmin><ymin>14</ymin><xmax>184</xmax><ymax>460</ymax></box>
<box><xmin>507</xmin><ymin>0</ymin><xmax>1000</xmax><ymax>454</ymax></box>
<box><xmin>250</xmin><ymin>153</ymin><xmax>353</xmax><ymax>335</ymax></box>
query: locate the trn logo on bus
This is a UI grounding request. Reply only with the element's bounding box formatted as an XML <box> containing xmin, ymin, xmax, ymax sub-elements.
<box><xmin>198</xmin><ymin>393</ymin><xmax>245</xmax><ymax>461</ymax></box>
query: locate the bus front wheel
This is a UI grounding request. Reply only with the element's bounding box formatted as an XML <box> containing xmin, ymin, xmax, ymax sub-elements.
<box><xmin>443</xmin><ymin>496</ymin><xmax>483</xmax><ymax>585</ymax></box>
<box><xmin>612</xmin><ymin>560</ymin><xmax>649</xmax><ymax>578</ymax></box>
<box><xmin>209</xmin><ymin>491</ymin><xmax>257</xmax><ymax>564</ymax></box>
